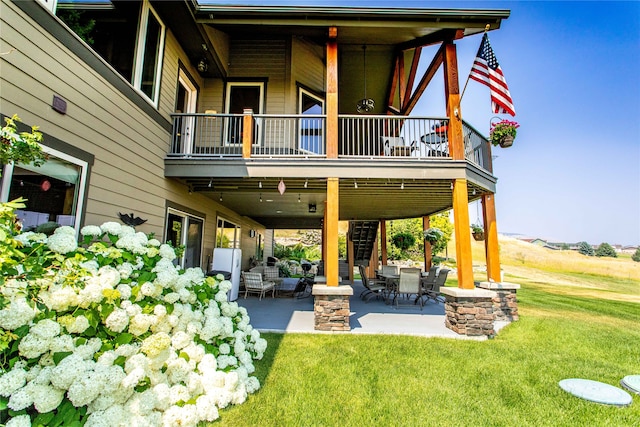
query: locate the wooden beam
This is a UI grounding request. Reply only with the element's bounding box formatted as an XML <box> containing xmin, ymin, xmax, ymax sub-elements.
<box><xmin>380</xmin><ymin>220</ymin><xmax>388</xmax><ymax>266</ymax></box>
<box><xmin>398</xmin><ymin>53</ymin><xmax>406</xmax><ymax>110</ymax></box>
<box><xmin>402</xmin><ymin>44</ymin><xmax>444</xmax><ymax>115</ymax></box>
<box><xmin>325</xmin><ymin>177</ymin><xmax>339</xmax><ymax>286</ymax></box>
<box><xmin>242</xmin><ymin>109</ymin><xmax>253</xmax><ymax>158</ymax></box>
<box><xmin>402</xmin><ymin>47</ymin><xmax>422</xmax><ymax>111</ymax></box>
<box><xmin>326</xmin><ymin>28</ymin><xmax>338</xmax><ymax>159</ymax></box>
<box><xmin>452</xmin><ymin>179</ymin><xmax>474</xmax><ymax>289</ymax></box>
<box><xmin>423</xmin><ymin>216</ymin><xmax>432</xmax><ymax>271</ymax></box>
<box><xmin>347</xmin><ymin>235</ymin><xmax>355</xmax><ymax>283</ymax></box>
<box><xmin>396</xmin><ymin>28</ymin><xmax>459</xmax><ymax>52</ymax></box>
<box><xmin>443</xmin><ymin>42</ymin><xmax>465</xmax><ymax>160</ymax></box>
<box><xmin>482</xmin><ymin>193</ymin><xmax>502</xmax><ymax>282</ymax></box>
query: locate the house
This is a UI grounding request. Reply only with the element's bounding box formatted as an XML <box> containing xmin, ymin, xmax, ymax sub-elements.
<box><xmin>0</xmin><ymin>0</ymin><xmax>514</xmax><ymax>335</ymax></box>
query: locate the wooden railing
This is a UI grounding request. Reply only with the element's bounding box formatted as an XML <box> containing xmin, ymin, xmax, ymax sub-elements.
<box><xmin>168</xmin><ymin>112</ymin><xmax>491</xmax><ymax>170</ymax></box>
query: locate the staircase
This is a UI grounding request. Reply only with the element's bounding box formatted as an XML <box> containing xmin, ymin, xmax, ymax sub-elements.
<box><xmin>348</xmin><ymin>220</ymin><xmax>379</xmax><ymax>267</ymax></box>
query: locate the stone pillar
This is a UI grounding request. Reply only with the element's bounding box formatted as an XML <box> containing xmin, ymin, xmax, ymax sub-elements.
<box><xmin>440</xmin><ymin>287</ymin><xmax>497</xmax><ymax>337</ymax></box>
<box><xmin>477</xmin><ymin>282</ymin><xmax>520</xmax><ymax>322</ymax></box>
<box><xmin>312</xmin><ymin>284</ymin><xmax>353</xmax><ymax>331</ymax></box>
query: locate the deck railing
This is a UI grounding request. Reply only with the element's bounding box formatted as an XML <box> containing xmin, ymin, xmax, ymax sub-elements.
<box><xmin>168</xmin><ymin>113</ymin><xmax>491</xmax><ymax>170</ymax></box>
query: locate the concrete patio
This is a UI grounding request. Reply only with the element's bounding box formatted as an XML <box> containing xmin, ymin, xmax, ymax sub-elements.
<box><xmin>236</xmin><ymin>278</ymin><xmax>487</xmax><ymax>340</ymax></box>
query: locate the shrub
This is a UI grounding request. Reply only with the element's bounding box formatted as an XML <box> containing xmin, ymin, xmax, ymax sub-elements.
<box><xmin>577</xmin><ymin>241</ymin><xmax>594</xmax><ymax>256</ymax></box>
<box><xmin>632</xmin><ymin>247</ymin><xmax>640</xmax><ymax>262</ymax></box>
<box><xmin>0</xmin><ymin>200</ymin><xmax>266</xmax><ymax>425</ymax></box>
<box><xmin>595</xmin><ymin>242</ymin><xmax>617</xmax><ymax>258</ymax></box>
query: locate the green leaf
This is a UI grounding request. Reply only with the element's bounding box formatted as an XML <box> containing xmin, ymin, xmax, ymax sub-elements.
<box><xmin>114</xmin><ymin>355</ymin><xmax>126</xmax><ymax>367</ymax></box>
<box><xmin>33</xmin><ymin>411</ymin><xmax>56</xmax><ymax>426</ymax></box>
<box><xmin>0</xmin><ymin>396</ymin><xmax>8</xmax><ymax>411</ymax></box>
<box><xmin>13</xmin><ymin>324</ymin><xmax>30</xmax><ymax>338</ymax></box>
<box><xmin>53</xmin><ymin>351</ymin><xmax>74</xmax><ymax>365</ymax></box>
<box><xmin>179</xmin><ymin>351</ymin><xmax>190</xmax><ymax>362</ymax></box>
<box><xmin>115</xmin><ymin>333</ymin><xmax>133</xmax><ymax>345</ymax></box>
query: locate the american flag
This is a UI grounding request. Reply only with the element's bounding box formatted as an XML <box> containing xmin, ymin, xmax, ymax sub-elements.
<box><xmin>469</xmin><ymin>33</ymin><xmax>516</xmax><ymax>116</ymax></box>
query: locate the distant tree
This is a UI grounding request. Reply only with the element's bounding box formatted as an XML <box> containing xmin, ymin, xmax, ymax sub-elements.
<box><xmin>577</xmin><ymin>241</ymin><xmax>594</xmax><ymax>256</ymax></box>
<box><xmin>560</xmin><ymin>243</ymin><xmax>570</xmax><ymax>250</ymax></box>
<box><xmin>595</xmin><ymin>242</ymin><xmax>617</xmax><ymax>258</ymax></box>
<box><xmin>632</xmin><ymin>248</ymin><xmax>640</xmax><ymax>262</ymax></box>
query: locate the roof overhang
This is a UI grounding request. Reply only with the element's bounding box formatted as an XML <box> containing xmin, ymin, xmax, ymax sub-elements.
<box><xmin>195</xmin><ymin>5</ymin><xmax>510</xmax><ymax>46</ymax></box>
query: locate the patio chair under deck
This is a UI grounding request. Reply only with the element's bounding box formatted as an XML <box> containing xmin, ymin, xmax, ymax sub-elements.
<box><xmin>241</xmin><ymin>272</ymin><xmax>275</xmax><ymax>300</ymax></box>
<box><xmin>422</xmin><ymin>268</ymin><xmax>450</xmax><ymax>304</ymax></box>
<box><xmin>358</xmin><ymin>264</ymin><xmax>387</xmax><ymax>302</ymax></box>
<box><xmin>390</xmin><ymin>267</ymin><xmax>423</xmax><ymax>310</ymax></box>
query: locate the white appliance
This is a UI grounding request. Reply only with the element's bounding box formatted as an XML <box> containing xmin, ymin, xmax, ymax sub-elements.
<box><xmin>210</xmin><ymin>248</ymin><xmax>242</xmax><ymax>301</ymax></box>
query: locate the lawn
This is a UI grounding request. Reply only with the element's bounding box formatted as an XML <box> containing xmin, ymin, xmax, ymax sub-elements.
<box><xmin>213</xmin><ymin>266</ymin><xmax>640</xmax><ymax>426</ymax></box>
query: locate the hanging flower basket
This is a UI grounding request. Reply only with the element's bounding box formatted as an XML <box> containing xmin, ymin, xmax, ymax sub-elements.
<box><xmin>498</xmin><ymin>135</ymin><xmax>514</xmax><ymax>148</ymax></box>
<box><xmin>471</xmin><ymin>224</ymin><xmax>485</xmax><ymax>241</ymax></box>
<box><xmin>473</xmin><ymin>231</ymin><xmax>485</xmax><ymax>241</ymax></box>
<box><xmin>489</xmin><ymin>119</ymin><xmax>519</xmax><ymax>148</ymax></box>
<box><xmin>423</xmin><ymin>227</ymin><xmax>443</xmax><ymax>245</ymax></box>
<box><xmin>392</xmin><ymin>232</ymin><xmax>416</xmax><ymax>250</ymax></box>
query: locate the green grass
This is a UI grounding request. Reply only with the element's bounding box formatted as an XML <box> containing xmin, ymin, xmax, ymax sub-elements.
<box><xmin>214</xmin><ymin>279</ymin><xmax>640</xmax><ymax>426</ymax></box>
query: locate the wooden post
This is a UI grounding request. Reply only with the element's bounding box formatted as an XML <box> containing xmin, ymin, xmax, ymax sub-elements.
<box><xmin>325</xmin><ymin>178</ymin><xmax>339</xmax><ymax>286</ymax></box>
<box><xmin>380</xmin><ymin>220</ymin><xmax>387</xmax><ymax>266</ymax></box>
<box><xmin>482</xmin><ymin>193</ymin><xmax>502</xmax><ymax>282</ymax></box>
<box><xmin>442</xmin><ymin>42</ymin><xmax>464</xmax><ymax>160</ymax></box>
<box><xmin>347</xmin><ymin>235</ymin><xmax>355</xmax><ymax>283</ymax></box>
<box><xmin>326</xmin><ymin>27</ymin><xmax>338</xmax><ymax>159</ymax></box>
<box><xmin>423</xmin><ymin>216</ymin><xmax>432</xmax><ymax>271</ymax></box>
<box><xmin>369</xmin><ymin>229</ymin><xmax>379</xmax><ymax>277</ymax></box>
<box><xmin>242</xmin><ymin>109</ymin><xmax>254</xmax><ymax>158</ymax></box>
<box><xmin>452</xmin><ymin>179</ymin><xmax>474</xmax><ymax>289</ymax></box>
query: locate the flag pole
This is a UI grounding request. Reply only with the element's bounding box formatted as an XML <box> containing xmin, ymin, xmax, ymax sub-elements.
<box><xmin>460</xmin><ymin>24</ymin><xmax>490</xmax><ymax>102</ymax></box>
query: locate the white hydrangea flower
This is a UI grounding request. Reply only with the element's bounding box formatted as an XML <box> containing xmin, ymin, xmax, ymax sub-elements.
<box><xmin>129</xmin><ymin>314</ymin><xmax>154</xmax><ymax>336</ymax></box>
<box><xmin>196</xmin><ymin>394</ymin><xmax>220</xmax><ymax>422</ymax></box>
<box><xmin>7</xmin><ymin>383</ymin><xmax>35</xmax><ymax>411</ymax></box>
<box><xmin>153</xmin><ymin>305</ymin><xmax>167</xmax><ymax>317</ymax></box>
<box><xmin>0</xmin><ymin>298</ymin><xmax>36</xmax><ymax>330</ymax></box>
<box><xmin>0</xmin><ymin>368</ymin><xmax>27</xmax><ymax>397</ymax></box>
<box><xmin>148</xmin><ymin>238</ymin><xmax>161</xmax><ymax>247</ymax></box>
<box><xmin>49</xmin><ymin>334</ymin><xmax>74</xmax><ymax>353</ymax></box>
<box><xmin>119</xmin><ymin>225</ymin><xmax>136</xmax><ymax>236</ymax></box>
<box><xmin>153</xmin><ymin>383</ymin><xmax>172</xmax><ymax>411</ymax></box>
<box><xmin>66</xmin><ymin>315</ymin><xmax>90</xmax><ymax>334</ymax></box>
<box><xmin>117</xmin><ymin>263</ymin><xmax>134</xmax><ymax>280</ymax></box>
<box><xmin>163</xmin><ymin>292</ymin><xmax>180</xmax><ymax>304</ymax></box>
<box><xmin>116</xmin><ymin>283</ymin><xmax>132</xmax><ymax>300</ymax></box>
<box><xmin>54</xmin><ymin>225</ymin><xmax>76</xmax><ymax>236</ymax></box>
<box><xmin>32</xmin><ymin>383</ymin><xmax>65</xmax><ymax>413</ymax></box>
<box><xmin>45</xmin><ymin>286</ymin><xmax>79</xmax><ymax>312</ymax></box>
<box><xmin>100</xmin><ymin>221</ymin><xmax>122</xmax><ymax>235</ymax></box>
<box><xmin>80</xmin><ymin>225</ymin><xmax>102</xmax><ymax>237</ymax></box>
<box><xmin>47</xmin><ymin>232</ymin><xmax>78</xmax><ymax>254</ymax></box>
<box><xmin>105</xmin><ymin>308</ymin><xmax>129</xmax><ymax>333</ymax></box>
<box><xmin>162</xmin><ymin>404</ymin><xmax>198</xmax><ymax>427</ymax></box>
<box><xmin>6</xmin><ymin>414</ymin><xmax>31</xmax><ymax>427</ymax></box>
<box><xmin>168</xmin><ymin>384</ymin><xmax>190</xmax><ymax>405</ymax></box>
<box><xmin>219</xmin><ymin>343</ymin><xmax>231</xmax><ymax>355</ymax></box>
<box><xmin>158</xmin><ymin>244</ymin><xmax>176</xmax><ymax>260</ymax></box>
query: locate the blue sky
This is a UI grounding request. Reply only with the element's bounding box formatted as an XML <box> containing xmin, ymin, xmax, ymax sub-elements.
<box><xmin>205</xmin><ymin>1</ymin><xmax>639</xmax><ymax>245</ymax></box>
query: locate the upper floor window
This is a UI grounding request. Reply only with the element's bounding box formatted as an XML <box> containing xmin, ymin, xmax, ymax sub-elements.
<box><xmin>133</xmin><ymin>1</ymin><xmax>165</xmax><ymax>105</ymax></box>
<box><xmin>56</xmin><ymin>0</ymin><xmax>165</xmax><ymax>106</ymax></box>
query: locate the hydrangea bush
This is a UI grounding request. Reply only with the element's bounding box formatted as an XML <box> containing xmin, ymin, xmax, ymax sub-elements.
<box><xmin>0</xmin><ymin>200</ymin><xmax>267</xmax><ymax>426</ymax></box>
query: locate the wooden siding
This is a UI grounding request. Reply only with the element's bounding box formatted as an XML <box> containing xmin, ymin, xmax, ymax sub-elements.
<box><xmin>291</xmin><ymin>36</ymin><xmax>325</xmax><ymax>107</ymax></box>
<box><xmin>0</xmin><ymin>0</ymin><xmax>264</xmax><ymax>268</ymax></box>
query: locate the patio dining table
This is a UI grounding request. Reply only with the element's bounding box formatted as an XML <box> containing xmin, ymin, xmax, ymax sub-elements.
<box><xmin>379</xmin><ymin>272</ymin><xmax>435</xmax><ymax>304</ymax></box>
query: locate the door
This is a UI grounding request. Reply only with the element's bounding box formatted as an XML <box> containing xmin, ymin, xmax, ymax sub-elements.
<box><xmin>225</xmin><ymin>82</ymin><xmax>264</xmax><ymax>145</ymax></box>
<box><xmin>166</xmin><ymin>209</ymin><xmax>203</xmax><ymax>269</ymax></box>
<box><xmin>175</xmin><ymin>70</ymin><xmax>198</xmax><ymax>153</ymax></box>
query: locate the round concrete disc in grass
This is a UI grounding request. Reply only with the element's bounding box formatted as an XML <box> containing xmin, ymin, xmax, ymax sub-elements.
<box><xmin>559</xmin><ymin>379</ymin><xmax>632</xmax><ymax>406</ymax></box>
<box><xmin>621</xmin><ymin>375</ymin><xmax>640</xmax><ymax>394</ymax></box>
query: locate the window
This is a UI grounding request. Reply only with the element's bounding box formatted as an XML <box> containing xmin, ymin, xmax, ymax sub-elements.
<box><xmin>165</xmin><ymin>208</ymin><xmax>204</xmax><ymax>269</ymax></box>
<box><xmin>1</xmin><ymin>147</ymin><xmax>88</xmax><ymax>236</ymax></box>
<box><xmin>216</xmin><ymin>217</ymin><xmax>241</xmax><ymax>249</ymax></box>
<box><xmin>132</xmin><ymin>1</ymin><xmax>165</xmax><ymax>105</ymax></box>
<box><xmin>224</xmin><ymin>82</ymin><xmax>264</xmax><ymax>145</ymax></box>
<box><xmin>298</xmin><ymin>87</ymin><xmax>324</xmax><ymax>154</ymax></box>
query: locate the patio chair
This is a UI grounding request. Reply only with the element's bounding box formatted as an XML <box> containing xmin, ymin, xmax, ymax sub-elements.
<box><xmin>358</xmin><ymin>264</ymin><xmax>387</xmax><ymax>302</ymax></box>
<box><xmin>241</xmin><ymin>271</ymin><xmax>275</xmax><ymax>300</ymax></box>
<box><xmin>391</xmin><ymin>267</ymin><xmax>423</xmax><ymax>310</ymax></box>
<box><xmin>423</xmin><ymin>268</ymin><xmax>450</xmax><ymax>304</ymax></box>
<box><xmin>420</xmin><ymin>266</ymin><xmax>439</xmax><ymax>294</ymax></box>
<box><xmin>379</xmin><ymin>264</ymin><xmax>398</xmax><ymax>277</ymax></box>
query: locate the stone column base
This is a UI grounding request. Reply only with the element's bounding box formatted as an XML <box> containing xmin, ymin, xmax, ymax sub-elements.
<box><xmin>312</xmin><ymin>285</ymin><xmax>353</xmax><ymax>331</ymax></box>
<box><xmin>477</xmin><ymin>282</ymin><xmax>520</xmax><ymax>322</ymax></box>
<box><xmin>440</xmin><ymin>288</ymin><xmax>497</xmax><ymax>337</ymax></box>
